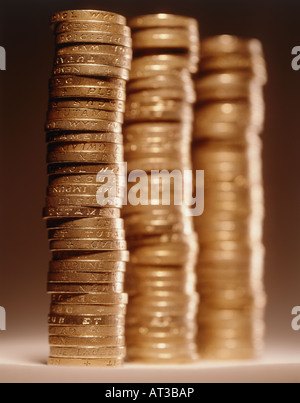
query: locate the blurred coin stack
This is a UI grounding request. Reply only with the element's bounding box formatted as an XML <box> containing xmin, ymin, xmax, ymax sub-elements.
<box><xmin>193</xmin><ymin>35</ymin><xmax>267</xmax><ymax>360</ymax></box>
<box><xmin>123</xmin><ymin>14</ymin><xmax>200</xmax><ymax>364</ymax></box>
<box><xmin>43</xmin><ymin>10</ymin><xmax>132</xmax><ymax>367</ymax></box>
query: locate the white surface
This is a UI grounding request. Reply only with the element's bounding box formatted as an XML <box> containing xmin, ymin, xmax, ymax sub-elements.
<box><xmin>0</xmin><ymin>338</ymin><xmax>299</xmax><ymax>383</ymax></box>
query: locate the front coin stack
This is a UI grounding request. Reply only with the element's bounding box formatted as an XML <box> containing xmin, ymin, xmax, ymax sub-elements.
<box><xmin>193</xmin><ymin>35</ymin><xmax>267</xmax><ymax>360</ymax></box>
<box><xmin>123</xmin><ymin>14</ymin><xmax>200</xmax><ymax>364</ymax></box>
<box><xmin>43</xmin><ymin>10</ymin><xmax>132</xmax><ymax>367</ymax></box>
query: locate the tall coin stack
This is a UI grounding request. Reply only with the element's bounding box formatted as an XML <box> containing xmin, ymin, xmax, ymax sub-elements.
<box><xmin>43</xmin><ymin>10</ymin><xmax>132</xmax><ymax>367</ymax></box>
<box><xmin>123</xmin><ymin>14</ymin><xmax>200</xmax><ymax>364</ymax></box>
<box><xmin>193</xmin><ymin>35</ymin><xmax>267</xmax><ymax>360</ymax></box>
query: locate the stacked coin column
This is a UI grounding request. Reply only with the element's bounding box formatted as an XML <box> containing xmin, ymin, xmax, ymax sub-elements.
<box><xmin>193</xmin><ymin>35</ymin><xmax>267</xmax><ymax>360</ymax></box>
<box><xmin>43</xmin><ymin>10</ymin><xmax>132</xmax><ymax>367</ymax></box>
<box><xmin>123</xmin><ymin>14</ymin><xmax>200</xmax><ymax>364</ymax></box>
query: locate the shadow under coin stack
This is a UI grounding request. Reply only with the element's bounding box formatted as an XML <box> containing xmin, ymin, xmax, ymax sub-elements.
<box><xmin>43</xmin><ymin>10</ymin><xmax>132</xmax><ymax>367</ymax></box>
<box><xmin>123</xmin><ymin>14</ymin><xmax>200</xmax><ymax>364</ymax></box>
<box><xmin>193</xmin><ymin>35</ymin><xmax>267</xmax><ymax>360</ymax></box>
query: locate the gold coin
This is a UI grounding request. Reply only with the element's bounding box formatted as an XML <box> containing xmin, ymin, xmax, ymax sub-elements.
<box><xmin>47</xmin><ymin>186</ymin><xmax>124</xmax><ymax>200</ymax></box>
<box><xmin>126</xmin><ymin>305</ymin><xmax>197</xmax><ymax>317</ymax></box>
<box><xmin>55</xmin><ymin>21</ymin><xmax>130</xmax><ymax>36</ymax></box>
<box><xmin>50</xmin><ymin>75</ymin><xmax>126</xmax><ymax>89</ymax></box>
<box><xmin>198</xmin><ymin>307</ymin><xmax>262</xmax><ymax>321</ymax></box>
<box><xmin>56</xmin><ymin>31</ymin><xmax>132</xmax><ymax>48</ymax></box>
<box><xmin>49</xmin><ymin>239</ymin><xmax>127</xmax><ymax>251</ymax></box>
<box><xmin>47</xmin><ymin>183</ymin><xmax>124</xmax><ymax>196</ymax></box>
<box><xmin>49</xmin><ymin>174</ymin><xmax>125</xmax><ymax>186</ymax></box>
<box><xmin>43</xmin><ymin>206</ymin><xmax>121</xmax><ymax>219</ymax></box>
<box><xmin>127</xmin><ymin>267</ymin><xmax>196</xmax><ymax>279</ymax></box>
<box><xmin>193</xmin><ymin>121</ymin><xmax>252</xmax><ymax>142</ymax></box>
<box><xmin>126</xmin><ymin>331</ymin><xmax>196</xmax><ymax>343</ymax></box>
<box><xmin>129</xmin><ymin>14</ymin><xmax>198</xmax><ymax>30</ymax></box>
<box><xmin>49</xmin><ymin>335</ymin><xmax>125</xmax><ymax>346</ymax></box>
<box><xmin>127</xmin><ymin>284</ymin><xmax>195</xmax><ymax>296</ymax></box>
<box><xmin>57</xmin><ymin>44</ymin><xmax>132</xmax><ymax>58</ymax></box>
<box><xmin>51</xmin><ymin>293</ymin><xmax>128</xmax><ymax>305</ymax></box>
<box><xmin>47</xmin><ymin>132</ymin><xmax>123</xmax><ymax>145</ymax></box>
<box><xmin>48</xmin><ymin>108</ymin><xmax>124</xmax><ymax>123</ymax></box>
<box><xmin>48</xmin><ymin>228</ymin><xmax>125</xmax><ymax>240</ymax></box>
<box><xmin>199</xmin><ymin>249</ymin><xmax>253</xmax><ymax>264</ymax></box>
<box><xmin>131</xmin><ymin>29</ymin><xmax>199</xmax><ymax>51</ymax></box>
<box><xmin>126</xmin><ymin>342</ymin><xmax>197</xmax><ymax>353</ymax></box>
<box><xmin>125</xmin><ymin>140</ymin><xmax>190</xmax><ymax>156</ymax></box>
<box><xmin>53</xmin><ymin>64</ymin><xmax>130</xmax><ymax>80</ymax></box>
<box><xmin>48</xmin><ymin>311</ymin><xmax>125</xmax><ymax>325</ymax></box>
<box><xmin>196</xmin><ymin>230</ymin><xmax>250</xmax><ymax>243</ymax></box>
<box><xmin>129</xmin><ymin>291</ymin><xmax>198</xmax><ymax>302</ymax></box>
<box><xmin>55</xmin><ymin>53</ymin><xmax>131</xmax><ymax>70</ymax></box>
<box><xmin>48</xmin><ymin>325</ymin><xmax>125</xmax><ymax>337</ymax></box>
<box><xmin>48</xmin><ymin>271</ymin><xmax>125</xmax><ymax>284</ymax></box>
<box><xmin>48</xmin><ymin>283</ymin><xmax>124</xmax><ymax>294</ymax></box>
<box><xmin>50</xmin><ymin>303</ymin><xmax>126</xmax><ymax>315</ymax></box>
<box><xmin>126</xmin><ymin>322</ymin><xmax>196</xmax><ymax>333</ymax></box>
<box><xmin>129</xmin><ymin>66</ymin><xmax>188</xmax><ymax>81</ymax></box>
<box><xmin>200</xmin><ymin>54</ymin><xmax>267</xmax><ymax>81</ymax></box>
<box><xmin>198</xmin><ymin>326</ymin><xmax>264</xmax><ymax>339</ymax></box>
<box><xmin>49</xmin><ymin>227</ymin><xmax>125</xmax><ymax>240</ymax></box>
<box><xmin>49</xmin><ymin>260</ymin><xmax>126</xmax><ymax>272</ymax></box>
<box><xmin>48</xmin><ymin>357</ymin><xmax>124</xmax><ymax>367</ymax></box>
<box><xmin>130</xmin><ymin>245</ymin><xmax>196</xmax><ymax>266</ymax></box>
<box><xmin>46</xmin><ymin>119</ymin><xmax>122</xmax><ymax>133</ymax></box>
<box><xmin>125</xmin><ymin>102</ymin><xmax>193</xmax><ymax>122</ymax></box>
<box><xmin>195</xmin><ymin>72</ymin><xmax>262</xmax><ymax>101</ymax></box>
<box><xmin>47</xmin><ymin>163</ymin><xmax>125</xmax><ymax>176</ymax></box>
<box><xmin>46</xmin><ymin>217</ymin><xmax>124</xmax><ymax>230</ymax></box>
<box><xmin>48</xmin><ymin>142</ymin><xmax>123</xmax><ymax>154</ymax></box>
<box><xmin>126</xmin><ymin>233</ymin><xmax>197</xmax><ymax>248</ymax></box>
<box><xmin>46</xmin><ymin>195</ymin><xmax>123</xmax><ymax>209</ymax></box>
<box><xmin>51</xmin><ymin>10</ymin><xmax>127</xmax><ymax>26</ymax></box>
<box><xmin>123</xmin><ymin>203</ymin><xmax>189</xmax><ymax>216</ymax></box>
<box><xmin>124</xmin><ymin>121</ymin><xmax>192</xmax><ymax>136</ymax></box>
<box><xmin>50</xmin><ymin>346</ymin><xmax>126</xmax><ymax>358</ymax></box>
<box><xmin>127</xmin><ymin>71</ymin><xmax>193</xmax><ymax>91</ymax></box>
<box><xmin>49</xmin><ymin>99</ymin><xmax>126</xmax><ymax>113</ymax></box>
<box><xmin>47</xmin><ymin>151</ymin><xmax>123</xmax><ymax>164</ymax></box>
<box><xmin>127</xmin><ymin>88</ymin><xmax>196</xmax><ymax>103</ymax></box>
<box><xmin>201</xmin><ymin>35</ymin><xmax>263</xmax><ymax>57</ymax></box>
<box><xmin>52</xmin><ymin>250</ymin><xmax>129</xmax><ymax>262</ymax></box>
<box><xmin>195</xmin><ymin>106</ymin><xmax>263</xmax><ymax>134</ymax></box>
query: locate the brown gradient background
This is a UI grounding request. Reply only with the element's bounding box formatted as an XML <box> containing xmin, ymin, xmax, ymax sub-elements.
<box><xmin>0</xmin><ymin>0</ymin><xmax>299</xmax><ymax>357</ymax></box>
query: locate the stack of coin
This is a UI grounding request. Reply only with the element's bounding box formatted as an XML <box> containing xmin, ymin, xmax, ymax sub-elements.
<box><xmin>193</xmin><ymin>35</ymin><xmax>267</xmax><ymax>360</ymax></box>
<box><xmin>123</xmin><ymin>14</ymin><xmax>200</xmax><ymax>364</ymax></box>
<box><xmin>43</xmin><ymin>10</ymin><xmax>132</xmax><ymax>367</ymax></box>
